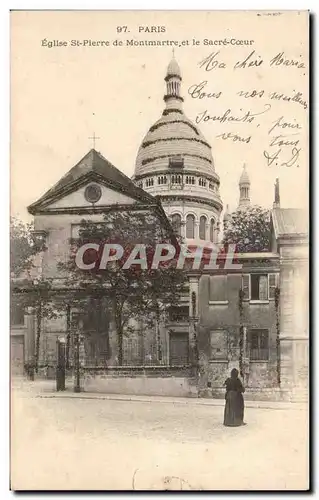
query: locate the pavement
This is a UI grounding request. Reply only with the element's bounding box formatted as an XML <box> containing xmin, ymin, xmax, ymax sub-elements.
<box><xmin>11</xmin><ymin>378</ymin><xmax>308</xmax><ymax>411</ymax></box>
<box><xmin>10</xmin><ymin>381</ymin><xmax>309</xmax><ymax>491</ymax></box>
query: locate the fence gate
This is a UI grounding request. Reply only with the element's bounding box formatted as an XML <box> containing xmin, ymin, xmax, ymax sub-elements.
<box><xmin>169</xmin><ymin>332</ymin><xmax>189</xmax><ymax>366</ymax></box>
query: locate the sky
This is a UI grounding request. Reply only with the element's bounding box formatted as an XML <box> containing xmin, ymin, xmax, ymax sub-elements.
<box><xmin>10</xmin><ymin>10</ymin><xmax>309</xmax><ymax>221</ymax></box>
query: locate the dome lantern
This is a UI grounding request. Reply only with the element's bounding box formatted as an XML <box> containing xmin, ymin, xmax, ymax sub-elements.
<box><xmin>164</xmin><ymin>53</ymin><xmax>184</xmax><ymax>112</ymax></box>
<box><xmin>238</xmin><ymin>164</ymin><xmax>251</xmax><ymax>209</ymax></box>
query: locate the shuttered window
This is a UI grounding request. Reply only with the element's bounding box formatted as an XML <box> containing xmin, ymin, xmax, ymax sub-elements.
<box><xmin>242</xmin><ymin>274</ymin><xmax>279</xmax><ymax>301</ymax></box>
<box><xmin>268</xmin><ymin>273</ymin><xmax>278</xmax><ymax>299</ymax></box>
<box><xmin>251</xmin><ymin>274</ymin><xmax>268</xmax><ymax>300</ymax></box>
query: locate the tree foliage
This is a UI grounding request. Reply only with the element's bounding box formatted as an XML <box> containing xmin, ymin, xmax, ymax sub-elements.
<box><xmin>10</xmin><ymin>217</ymin><xmax>37</xmax><ymax>277</ymax></box>
<box><xmin>223</xmin><ymin>206</ymin><xmax>271</xmax><ymax>253</ymax></box>
<box><xmin>58</xmin><ymin>209</ymin><xmax>188</xmax><ymax>365</ymax></box>
<box><xmin>10</xmin><ymin>217</ymin><xmax>61</xmax><ymax>374</ymax></box>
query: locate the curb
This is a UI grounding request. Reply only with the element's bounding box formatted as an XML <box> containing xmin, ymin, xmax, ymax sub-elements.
<box><xmin>32</xmin><ymin>392</ymin><xmax>308</xmax><ymax>411</ymax></box>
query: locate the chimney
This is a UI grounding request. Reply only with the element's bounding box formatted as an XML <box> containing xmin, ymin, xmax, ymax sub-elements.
<box><xmin>273</xmin><ymin>178</ymin><xmax>280</xmax><ymax>208</ymax></box>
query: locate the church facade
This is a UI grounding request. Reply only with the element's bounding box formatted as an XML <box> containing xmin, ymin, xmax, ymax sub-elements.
<box><xmin>11</xmin><ymin>57</ymin><xmax>308</xmax><ymax>401</ymax></box>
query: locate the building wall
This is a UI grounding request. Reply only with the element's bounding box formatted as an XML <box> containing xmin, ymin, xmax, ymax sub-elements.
<box><xmin>163</xmin><ymin>200</ymin><xmax>220</xmax><ymax>244</ymax></box>
<box><xmin>197</xmin><ymin>262</ymin><xmax>280</xmax><ymax>392</ymax></box>
<box><xmin>278</xmin><ymin>241</ymin><xmax>308</xmax><ymax>394</ymax></box>
<box><xmin>34</xmin><ymin>213</ymin><xmax>107</xmax><ymax>278</ymax></box>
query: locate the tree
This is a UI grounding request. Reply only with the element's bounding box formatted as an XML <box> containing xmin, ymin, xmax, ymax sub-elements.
<box><xmin>10</xmin><ymin>216</ymin><xmax>38</xmax><ymax>277</ymax></box>
<box><xmin>10</xmin><ymin>217</ymin><xmax>57</xmax><ymax>376</ymax></box>
<box><xmin>223</xmin><ymin>206</ymin><xmax>271</xmax><ymax>253</ymax></box>
<box><xmin>58</xmin><ymin>209</ymin><xmax>187</xmax><ymax>366</ymax></box>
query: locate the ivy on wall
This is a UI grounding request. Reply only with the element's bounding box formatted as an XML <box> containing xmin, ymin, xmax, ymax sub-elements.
<box><xmin>238</xmin><ymin>288</ymin><xmax>245</xmax><ymax>378</ymax></box>
<box><xmin>275</xmin><ymin>286</ymin><xmax>281</xmax><ymax>386</ymax></box>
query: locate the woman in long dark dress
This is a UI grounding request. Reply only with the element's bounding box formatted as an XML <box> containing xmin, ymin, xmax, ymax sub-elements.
<box><xmin>223</xmin><ymin>368</ymin><xmax>246</xmax><ymax>427</ymax></box>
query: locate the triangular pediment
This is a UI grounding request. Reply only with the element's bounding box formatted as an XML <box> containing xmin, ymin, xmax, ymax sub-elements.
<box><xmin>44</xmin><ymin>178</ymin><xmax>139</xmax><ymax>210</ymax></box>
<box><xmin>28</xmin><ymin>149</ymin><xmax>155</xmax><ymax>214</ymax></box>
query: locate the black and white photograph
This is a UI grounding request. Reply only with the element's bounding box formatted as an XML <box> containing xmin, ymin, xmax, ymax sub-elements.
<box><xmin>10</xmin><ymin>10</ymin><xmax>309</xmax><ymax>491</ymax></box>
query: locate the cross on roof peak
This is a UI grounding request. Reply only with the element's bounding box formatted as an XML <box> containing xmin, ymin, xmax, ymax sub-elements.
<box><xmin>88</xmin><ymin>132</ymin><xmax>100</xmax><ymax>149</ymax></box>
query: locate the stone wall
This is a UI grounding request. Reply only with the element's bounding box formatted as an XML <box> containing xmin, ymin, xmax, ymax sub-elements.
<box><xmin>198</xmin><ymin>268</ymin><xmax>279</xmax><ymax>390</ymax></box>
<box><xmin>81</xmin><ymin>366</ymin><xmax>197</xmax><ymax>397</ymax></box>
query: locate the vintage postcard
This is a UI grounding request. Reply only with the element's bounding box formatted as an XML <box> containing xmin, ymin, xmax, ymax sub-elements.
<box><xmin>10</xmin><ymin>10</ymin><xmax>309</xmax><ymax>491</ymax></box>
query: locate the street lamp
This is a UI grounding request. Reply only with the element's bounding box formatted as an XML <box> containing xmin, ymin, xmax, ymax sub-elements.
<box><xmin>56</xmin><ymin>336</ymin><xmax>66</xmax><ymax>392</ymax></box>
<box><xmin>74</xmin><ymin>331</ymin><xmax>81</xmax><ymax>393</ymax></box>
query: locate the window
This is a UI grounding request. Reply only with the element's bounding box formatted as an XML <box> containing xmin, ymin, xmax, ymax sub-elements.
<box><xmin>185</xmin><ymin>176</ymin><xmax>195</xmax><ymax>185</ymax></box>
<box><xmin>242</xmin><ymin>274</ymin><xmax>279</xmax><ymax>301</ymax></box>
<box><xmin>209</xmin><ymin>182</ymin><xmax>214</xmax><ymax>191</ymax></box>
<box><xmin>10</xmin><ymin>300</ymin><xmax>24</xmax><ymax>326</ymax></box>
<box><xmin>251</xmin><ymin>274</ymin><xmax>268</xmax><ymax>300</ymax></box>
<box><xmin>169</xmin><ymin>305</ymin><xmax>189</xmax><ymax>322</ymax></box>
<box><xmin>145</xmin><ymin>178</ymin><xmax>154</xmax><ymax>187</ymax></box>
<box><xmin>248</xmin><ymin>329</ymin><xmax>269</xmax><ymax>360</ymax></box>
<box><xmin>186</xmin><ymin>214</ymin><xmax>195</xmax><ymax>239</ymax></box>
<box><xmin>171</xmin><ymin>213</ymin><xmax>182</xmax><ymax>237</ymax></box>
<box><xmin>171</xmin><ymin>174</ymin><xmax>182</xmax><ymax>184</ymax></box>
<box><xmin>71</xmin><ymin>222</ymin><xmax>104</xmax><ymax>239</ymax></box>
<box><xmin>209</xmin><ymin>275</ymin><xmax>228</xmax><ymax>302</ymax></box>
<box><xmin>84</xmin><ymin>183</ymin><xmax>102</xmax><ymax>204</ymax></box>
<box><xmin>137</xmin><ymin>181</ymin><xmax>143</xmax><ymax>188</ymax></box>
<box><xmin>210</xmin><ymin>219</ymin><xmax>215</xmax><ymax>243</ymax></box>
<box><xmin>199</xmin><ymin>216</ymin><xmax>206</xmax><ymax>240</ymax></box>
<box><xmin>210</xmin><ymin>330</ymin><xmax>228</xmax><ymax>360</ymax></box>
<box><xmin>199</xmin><ymin>177</ymin><xmax>207</xmax><ymax>187</ymax></box>
<box><xmin>71</xmin><ymin>311</ymin><xmax>84</xmax><ymax>330</ymax></box>
<box><xmin>169</xmin><ymin>156</ymin><xmax>184</xmax><ymax>168</ymax></box>
<box><xmin>157</xmin><ymin>175</ymin><xmax>167</xmax><ymax>185</ymax></box>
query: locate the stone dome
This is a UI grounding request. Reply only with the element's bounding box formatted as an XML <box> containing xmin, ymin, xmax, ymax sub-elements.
<box><xmin>132</xmin><ymin>56</ymin><xmax>223</xmax><ymax>247</ymax></box>
<box><xmin>134</xmin><ymin>111</ymin><xmax>216</xmax><ymax>178</ymax></box>
<box><xmin>134</xmin><ymin>57</ymin><xmax>218</xmax><ymax>181</ymax></box>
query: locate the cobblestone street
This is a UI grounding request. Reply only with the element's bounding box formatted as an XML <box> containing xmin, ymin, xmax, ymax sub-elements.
<box><xmin>11</xmin><ymin>385</ymin><xmax>309</xmax><ymax>491</ymax></box>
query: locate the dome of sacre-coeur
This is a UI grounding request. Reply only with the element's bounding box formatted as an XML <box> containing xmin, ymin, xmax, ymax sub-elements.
<box><xmin>134</xmin><ymin>57</ymin><xmax>218</xmax><ymax>181</ymax></box>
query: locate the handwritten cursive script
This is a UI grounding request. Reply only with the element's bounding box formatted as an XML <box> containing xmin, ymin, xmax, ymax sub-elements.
<box><xmin>269</xmin><ymin>134</ymin><xmax>300</xmax><ymax>148</ymax></box>
<box><xmin>188</xmin><ymin>81</ymin><xmax>222</xmax><ymax>99</ymax></box>
<box><xmin>263</xmin><ymin>147</ymin><xmax>301</xmax><ymax>168</ymax></box>
<box><xmin>268</xmin><ymin>116</ymin><xmax>302</xmax><ymax>135</ymax></box>
<box><xmin>198</xmin><ymin>51</ymin><xmax>226</xmax><ymax>71</ymax></box>
<box><xmin>270</xmin><ymin>52</ymin><xmax>305</xmax><ymax>68</ymax></box>
<box><xmin>216</xmin><ymin>132</ymin><xmax>251</xmax><ymax>144</ymax></box>
<box><xmin>195</xmin><ymin>104</ymin><xmax>271</xmax><ymax>125</ymax></box>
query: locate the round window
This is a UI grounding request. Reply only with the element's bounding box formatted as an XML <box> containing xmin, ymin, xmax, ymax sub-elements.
<box><xmin>84</xmin><ymin>184</ymin><xmax>102</xmax><ymax>204</ymax></box>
